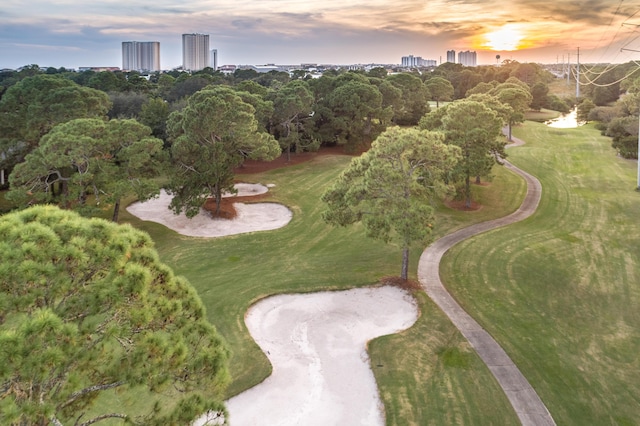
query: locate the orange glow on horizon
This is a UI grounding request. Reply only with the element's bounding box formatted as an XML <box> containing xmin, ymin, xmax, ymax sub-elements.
<box><xmin>476</xmin><ymin>24</ymin><xmax>534</xmax><ymax>52</ymax></box>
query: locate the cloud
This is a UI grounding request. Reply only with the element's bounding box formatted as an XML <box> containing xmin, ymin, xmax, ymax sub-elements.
<box><xmin>0</xmin><ymin>0</ymin><xmax>634</xmax><ymax>68</ymax></box>
<box><xmin>508</xmin><ymin>0</ymin><xmax>617</xmax><ymax>24</ymax></box>
<box><xmin>139</xmin><ymin>5</ymin><xmax>194</xmax><ymax>15</ymax></box>
<box><xmin>230</xmin><ymin>18</ymin><xmax>265</xmax><ymax>31</ymax></box>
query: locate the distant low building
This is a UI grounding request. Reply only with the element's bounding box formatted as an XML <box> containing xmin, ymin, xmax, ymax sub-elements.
<box><xmin>238</xmin><ymin>64</ymin><xmax>288</xmax><ymax>73</ymax></box>
<box><xmin>218</xmin><ymin>65</ymin><xmax>237</xmax><ymax>74</ymax></box>
<box><xmin>78</xmin><ymin>67</ymin><xmax>120</xmax><ymax>72</ymax></box>
<box><xmin>401</xmin><ymin>55</ymin><xmax>437</xmax><ymax>68</ymax></box>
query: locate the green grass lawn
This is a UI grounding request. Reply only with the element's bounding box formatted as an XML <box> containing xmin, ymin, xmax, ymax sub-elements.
<box><xmin>441</xmin><ymin>121</ymin><xmax>640</xmax><ymax>425</ymax></box>
<box><xmin>116</xmin><ymin>151</ymin><xmax>525</xmax><ymax>424</ymax></box>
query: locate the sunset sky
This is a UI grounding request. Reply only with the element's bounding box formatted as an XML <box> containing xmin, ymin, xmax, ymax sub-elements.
<box><xmin>2</xmin><ymin>0</ymin><xmax>640</xmax><ymax>70</ymax></box>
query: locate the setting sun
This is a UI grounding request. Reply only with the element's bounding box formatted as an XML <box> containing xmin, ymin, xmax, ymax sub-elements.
<box><xmin>483</xmin><ymin>25</ymin><xmax>524</xmax><ymax>51</ymax></box>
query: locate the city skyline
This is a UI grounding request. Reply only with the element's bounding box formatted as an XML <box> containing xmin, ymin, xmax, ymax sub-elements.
<box><xmin>3</xmin><ymin>1</ymin><xmax>640</xmax><ymax>69</ymax></box>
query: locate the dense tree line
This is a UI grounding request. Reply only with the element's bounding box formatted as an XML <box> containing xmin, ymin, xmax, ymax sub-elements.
<box><xmin>1</xmin><ymin>61</ymin><xmax>551</xmax><ymax>213</ymax></box>
<box><xmin>0</xmin><ymin>65</ymin><xmax>433</xmax><ymax>201</ymax></box>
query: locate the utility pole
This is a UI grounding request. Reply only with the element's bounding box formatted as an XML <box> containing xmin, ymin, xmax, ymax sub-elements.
<box><xmin>620</xmin><ymin>47</ymin><xmax>640</xmax><ymax>188</ymax></box>
<box><xmin>567</xmin><ymin>53</ymin><xmax>571</xmax><ymax>85</ymax></box>
<box><xmin>637</xmin><ymin>112</ymin><xmax>640</xmax><ymax>189</ymax></box>
<box><xmin>576</xmin><ymin>47</ymin><xmax>580</xmax><ymax>99</ymax></box>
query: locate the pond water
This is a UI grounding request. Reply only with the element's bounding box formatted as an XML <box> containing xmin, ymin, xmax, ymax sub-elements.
<box><xmin>545</xmin><ymin>107</ymin><xmax>585</xmax><ymax>128</ymax></box>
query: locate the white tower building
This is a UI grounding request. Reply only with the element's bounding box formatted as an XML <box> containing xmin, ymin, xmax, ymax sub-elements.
<box><xmin>122</xmin><ymin>41</ymin><xmax>160</xmax><ymax>72</ymax></box>
<box><xmin>182</xmin><ymin>34</ymin><xmax>210</xmax><ymax>72</ymax></box>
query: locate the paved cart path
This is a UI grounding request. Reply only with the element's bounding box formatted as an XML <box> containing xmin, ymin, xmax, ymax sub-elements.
<box><xmin>417</xmin><ymin>135</ymin><xmax>556</xmax><ymax>426</ymax></box>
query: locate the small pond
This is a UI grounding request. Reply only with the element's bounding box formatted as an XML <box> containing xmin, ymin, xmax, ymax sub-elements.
<box><xmin>545</xmin><ymin>107</ymin><xmax>585</xmax><ymax>128</ymax></box>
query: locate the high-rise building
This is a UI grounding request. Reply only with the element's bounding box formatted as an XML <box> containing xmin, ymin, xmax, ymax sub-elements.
<box><xmin>122</xmin><ymin>41</ymin><xmax>160</xmax><ymax>72</ymax></box>
<box><xmin>122</xmin><ymin>42</ymin><xmax>136</xmax><ymax>71</ymax></box>
<box><xmin>458</xmin><ymin>50</ymin><xmax>477</xmax><ymax>67</ymax></box>
<box><xmin>446</xmin><ymin>50</ymin><xmax>456</xmax><ymax>63</ymax></box>
<box><xmin>182</xmin><ymin>34</ymin><xmax>210</xmax><ymax>72</ymax></box>
<box><xmin>138</xmin><ymin>42</ymin><xmax>161</xmax><ymax>72</ymax></box>
<box><xmin>211</xmin><ymin>49</ymin><xmax>218</xmax><ymax>71</ymax></box>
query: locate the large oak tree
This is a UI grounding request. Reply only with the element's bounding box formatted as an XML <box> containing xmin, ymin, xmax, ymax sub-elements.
<box><xmin>166</xmin><ymin>86</ymin><xmax>280</xmax><ymax>217</ymax></box>
<box><xmin>425</xmin><ymin>76</ymin><xmax>454</xmax><ymax>108</ymax></box>
<box><xmin>421</xmin><ymin>100</ymin><xmax>505</xmax><ymax>208</ymax></box>
<box><xmin>326</xmin><ymin>80</ymin><xmax>388</xmax><ymax>151</ymax></box>
<box><xmin>490</xmin><ymin>79</ymin><xmax>532</xmax><ymax>141</ymax></box>
<box><xmin>308</xmin><ymin>73</ymin><xmax>390</xmax><ymax>151</ymax></box>
<box><xmin>268</xmin><ymin>80</ymin><xmax>317</xmax><ymax>161</ymax></box>
<box><xmin>386</xmin><ymin>73</ymin><xmax>431</xmax><ymax>125</ymax></box>
<box><xmin>0</xmin><ymin>75</ymin><xmax>111</xmax><ymax>177</ymax></box>
<box><xmin>322</xmin><ymin>127</ymin><xmax>460</xmax><ymax>280</ymax></box>
<box><xmin>6</xmin><ymin>118</ymin><xmax>166</xmax><ymax>222</ymax></box>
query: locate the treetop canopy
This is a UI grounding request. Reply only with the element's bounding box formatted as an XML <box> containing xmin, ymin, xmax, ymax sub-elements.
<box><xmin>0</xmin><ymin>205</ymin><xmax>230</xmax><ymax>425</ymax></box>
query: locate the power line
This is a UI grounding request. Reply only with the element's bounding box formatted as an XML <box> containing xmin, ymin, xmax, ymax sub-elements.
<box><xmin>573</xmin><ymin>61</ymin><xmax>640</xmax><ymax>87</ymax></box>
<box><xmin>565</xmin><ymin>3</ymin><xmax>640</xmax><ymax>85</ymax></box>
<box><xmin>592</xmin><ymin>5</ymin><xmax>640</xmax><ymax>190</ymax></box>
<box><xmin>590</xmin><ymin>0</ymin><xmax>627</xmax><ymax>63</ymax></box>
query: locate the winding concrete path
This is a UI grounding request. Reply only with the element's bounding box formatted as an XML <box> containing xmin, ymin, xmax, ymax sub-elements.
<box><xmin>417</xmin><ymin>135</ymin><xmax>556</xmax><ymax>426</ymax></box>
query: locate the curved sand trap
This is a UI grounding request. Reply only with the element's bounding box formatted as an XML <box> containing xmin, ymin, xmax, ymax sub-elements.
<box><xmin>126</xmin><ymin>184</ymin><xmax>292</xmax><ymax>237</ymax></box>
<box><xmin>217</xmin><ymin>286</ymin><xmax>418</xmax><ymax>426</ymax></box>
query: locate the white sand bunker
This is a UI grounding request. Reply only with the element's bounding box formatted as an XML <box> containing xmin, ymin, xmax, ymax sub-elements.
<box><xmin>219</xmin><ymin>286</ymin><xmax>418</xmax><ymax>426</ymax></box>
<box><xmin>126</xmin><ymin>184</ymin><xmax>292</xmax><ymax>238</ymax></box>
